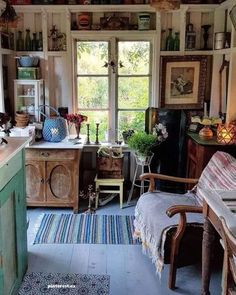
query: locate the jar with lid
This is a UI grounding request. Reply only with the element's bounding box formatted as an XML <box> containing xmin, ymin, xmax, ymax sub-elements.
<box><xmin>138</xmin><ymin>13</ymin><xmax>151</xmax><ymax>31</ymax></box>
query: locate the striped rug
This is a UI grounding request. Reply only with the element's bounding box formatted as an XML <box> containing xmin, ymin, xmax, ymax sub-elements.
<box><xmin>34</xmin><ymin>214</ymin><xmax>140</xmax><ymax>245</ymax></box>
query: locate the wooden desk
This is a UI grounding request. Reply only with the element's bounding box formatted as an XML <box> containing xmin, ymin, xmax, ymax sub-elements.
<box><xmin>201</xmin><ymin>190</ymin><xmax>236</xmax><ymax>295</ymax></box>
<box><xmin>187</xmin><ymin>133</ymin><xmax>236</xmax><ymax>179</ymax></box>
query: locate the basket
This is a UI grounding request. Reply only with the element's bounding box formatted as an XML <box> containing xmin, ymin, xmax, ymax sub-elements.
<box><xmin>97</xmin><ymin>147</ymin><xmax>124</xmax><ymax>179</ymax></box>
<box><xmin>39</xmin><ymin>105</ymin><xmax>67</xmax><ymax>142</ymax></box>
<box><xmin>15</xmin><ymin>112</ymin><xmax>29</xmax><ymax>127</ymax></box>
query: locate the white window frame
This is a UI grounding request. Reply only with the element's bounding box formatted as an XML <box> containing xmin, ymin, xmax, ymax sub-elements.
<box><xmin>72</xmin><ymin>31</ymin><xmax>158</xmax><ymax>142</ymax></box>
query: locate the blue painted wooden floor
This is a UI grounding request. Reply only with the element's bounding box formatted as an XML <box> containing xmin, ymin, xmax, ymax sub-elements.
<box><xmin>27</xmin><ymin>200</ymin><xmax>222</xmax><ymax>295</ymax></box>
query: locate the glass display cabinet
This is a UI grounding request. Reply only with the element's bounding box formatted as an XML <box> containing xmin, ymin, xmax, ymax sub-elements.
<box><xmin>14</xmin><ymin>79</ymin><xmax>44</xmax><ymax>123</ymax></box>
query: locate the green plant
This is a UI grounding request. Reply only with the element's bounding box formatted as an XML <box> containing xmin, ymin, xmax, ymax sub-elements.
<box><xmin>127</xmin><ymin>131</ymin><xmax>157</xmax><ymax>156</ymax></box>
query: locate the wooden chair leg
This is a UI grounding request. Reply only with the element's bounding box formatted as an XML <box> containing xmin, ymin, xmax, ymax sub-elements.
<box><xmin>168</xmin><ymin>213</ymin><xmax>186</xmax><ymax>289</ymax></box>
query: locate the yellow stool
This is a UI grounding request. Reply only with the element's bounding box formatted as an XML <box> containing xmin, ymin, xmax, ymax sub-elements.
<box><xmin>95</xmin><ymin>175</ymin><xmax>124</xmax><ymax>209</ymax></box>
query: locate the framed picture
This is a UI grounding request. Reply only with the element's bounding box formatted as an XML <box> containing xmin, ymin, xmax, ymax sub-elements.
<box><xmin>160</xmin><ymin>55</ymin><xmax>208</xmax><ymax>109</ymax></box>
<box><xmin>219</xmin><ymin>56</ymin><xmax>229</xmax><ymax>119</ymax></box>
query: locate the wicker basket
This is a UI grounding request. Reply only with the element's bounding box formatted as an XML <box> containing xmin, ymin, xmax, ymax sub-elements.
<box><xmin>97</xmin><ymin>148</ymin><xmax>123</xmax><ymax>179</ymax></box>
<box><xmin>15</xmin><ymin>112</ymin><xmax>29</xmax><ymax>127</ymax></box>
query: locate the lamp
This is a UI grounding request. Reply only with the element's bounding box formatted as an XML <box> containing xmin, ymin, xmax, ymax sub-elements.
<box><xmin>191</xmin><ymin>115</ymin><xmax>222</xmax><ymax>140</ymax></box>
<box><xmin>217</xmin><ymin>124</ymin><xmax>235</xmax><ymax>144</ymax></box>
<box><xmin>150</xmin><ymin>0</ymin><xmax>180</xmax><ymax>10</ymax></box>
<box><xmin>229</xmin><ymin>5</ymin><xmax>236</xmax><ymax>31</ymax></box>
<box><xmin>0</xmin><ymin>0</ymin><xmax>18</xmax><ymax>30</ymax></box>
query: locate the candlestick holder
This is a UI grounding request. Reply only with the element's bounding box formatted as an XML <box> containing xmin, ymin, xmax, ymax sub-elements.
<box><xmin>95</xmin><ymin>123</ymin><xmax>100</xmax><ymax>145</ymax></box>
<box><xmin>86</xmin><ymin>123</ymin><xmax>91</xmax><ymax>144</ymax></box>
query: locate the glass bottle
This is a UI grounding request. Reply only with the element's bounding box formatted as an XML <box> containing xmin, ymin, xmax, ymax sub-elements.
<box><xmin>16</xmin><ymin>31</ymin><xmax>24</xmax><ymax>51</ymax></box>
<box><xmin>173</xmin><ymin>32</ymin><xmax>180</xmax><ymax>51</ymax></box>
<box><xmin>165</xmin><ymin>28</ymin><xmax>174</xmax><ymax>51</ymax></box>
<box><xmin>31</xmin><ymin>32</ymin><xmax>37</xmax><ymax>51</ymax></box>
<box><xmin>25</xmin><ymin>29</ymin><xmax>31</xmax><ymax>51</ymax></box>
<box><xmin>185</xmin><ymin>23</ymin><xmax>196</xmax><ymax>50</ymax></box>
<box><xmin>37</xmin><ymin>32</ymin><xmax>43</xmax><ymax>51</ymax></box>
<box><xmin>9</xmin><ymin>33</ymin><xmax>14</xmax><ymax>50</ymax></box>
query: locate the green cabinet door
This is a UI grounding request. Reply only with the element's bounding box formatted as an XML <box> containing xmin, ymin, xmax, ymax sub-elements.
<box><xmin>0</xmin><ymin>150</ymin><xmax>27</xmax><ymax>295</ymax></box>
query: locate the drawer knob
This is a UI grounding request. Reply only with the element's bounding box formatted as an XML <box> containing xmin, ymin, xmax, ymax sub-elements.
<box><xmin>40</xmin><ymin>178</ymin><xmax>44</xmax><ymax>184</ymax></box>
<box><xmin>41</xmin><ymin>152</ymin><xmax>49</xmax><ymax>157</ymax></box>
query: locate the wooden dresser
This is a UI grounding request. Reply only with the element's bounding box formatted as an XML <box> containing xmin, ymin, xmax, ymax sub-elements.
<box><xmin>25</xmin><ymin>148</ymin><xmax>81</xmax><ymax>213</ymax></box>
<box><xmin>186</xmin><ymin>133</ymin><xmax>236</xmax><ymax>179</ymax></box>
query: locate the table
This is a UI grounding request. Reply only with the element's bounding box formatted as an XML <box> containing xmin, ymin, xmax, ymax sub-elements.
<box><xmin>201</xmin><ymin>189</ymin><xmax>236</xmax><ymax>295</ymax></box>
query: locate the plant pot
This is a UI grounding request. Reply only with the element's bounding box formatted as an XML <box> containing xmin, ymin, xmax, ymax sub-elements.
<box><xmin>134</xmin><ymin>152</ymin><xmax>154</xmax><ymax>166</ymax></box>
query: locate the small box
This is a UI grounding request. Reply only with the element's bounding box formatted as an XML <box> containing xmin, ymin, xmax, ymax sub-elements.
<box><xmin>17</xmin><ymin>67</ymin><xmax>41</xmax><ymax>80</ymax></box>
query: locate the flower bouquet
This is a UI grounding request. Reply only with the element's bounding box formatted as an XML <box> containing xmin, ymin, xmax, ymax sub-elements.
<box><xmin>66</xmin><ymin>113</ymin><xmax>88</xmax><ymax>139</ymax></box>
<box><xmin>152</xmin><ymin>123</ymin><xmax>168</xmax><ymax>144</ymax></box>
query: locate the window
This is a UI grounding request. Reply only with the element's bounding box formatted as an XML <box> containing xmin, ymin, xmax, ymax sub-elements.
<box><xmin>76</xmin><ymin>37</ymin><xmax>152</xmax><ymax>142</ymax></box>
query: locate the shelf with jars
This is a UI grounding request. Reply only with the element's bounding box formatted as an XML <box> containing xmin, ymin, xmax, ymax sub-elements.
<box><xmin>160</xmin><ymin>10</ymin><xmax>181</xmax><ymax>52</ymax></box>
<box><xmin>14</xmin><ymin>79</ymin><xmax>44</xmax><ymax>123</ymax></box>
<box><xmin>160</xmin><ymin>5</ymin><xmax>216</xmax><ymax>54</ymax></box>
<box><xmin>70</xmin><ymin>10</ymin><xmax>156</xmax><ymax>31</ymax></box>
<box><xmin>213</xmin><ymin>5</ymin><xmax>235</xmax><ymax>51</ymax></box>
<box><xmin>185</xmin><ymin>10</ymin><xmax>215</xmax><ymax>51</ymax></box>
<box><xmin>47</xmin><ymin>12</ymin><xmax>67</xmax><ymax>51</ymax></box>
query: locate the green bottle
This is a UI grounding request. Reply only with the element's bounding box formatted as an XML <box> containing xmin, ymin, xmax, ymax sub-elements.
<box><xmin>37</xmin><ymin>32</ymin><xmax>43</xmax><ymax>51</ymax></box>
<box><xmin>25</xmin><ymin>29</ymin><xmax>31</xmax><ymax>51</ymax></box>
<box><xmin>165</xmin><ymin>28</ymin><xmax>174</xmax><ymax>51</ymax></box>
<box><xmin>17</xmin><ymin>31</ymin><xmax>24</xmax><ymax>51</ymax></box>
<box><xmin>173</xmin><ymin>32</ymin><xmax>180</xmax><ymax>51</ymax></box>
<box><xmin>31</xmin><ymin>32</ymin><xmax>37</xmax><ymax>51</ymax></box>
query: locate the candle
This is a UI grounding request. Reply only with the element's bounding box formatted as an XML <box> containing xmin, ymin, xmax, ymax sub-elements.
<box><xmin>204</xmin><ymin>102</ymin><xmax>207</xmax><ymax>117</ymax></box>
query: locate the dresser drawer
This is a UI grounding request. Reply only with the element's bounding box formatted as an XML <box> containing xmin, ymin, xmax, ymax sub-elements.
<box><xmin>0</xmin><ymin>152</ymin><xmax>22</xmax><ymax>191</ymax></box>
<box><xmin>26</xmin><ymin>149</ymin><xmax>77</xmax><ymax>161</ymax></box>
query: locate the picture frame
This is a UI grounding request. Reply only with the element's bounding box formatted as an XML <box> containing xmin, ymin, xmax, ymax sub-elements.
<box><xmin>219</xmin><ymin>55</ymin><xmax>229</xmax><ymax>119</ymax></box>
<box><xmin>160</xmin><ymin>55</ymin><xmax>208</xmax><ymax>109</ymax></box>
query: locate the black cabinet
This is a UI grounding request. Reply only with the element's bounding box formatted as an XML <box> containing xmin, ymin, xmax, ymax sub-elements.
<box><xmin>145</xmin><ymin>107</ymin><xmax>187</xmax><ymax>192</ymax></box>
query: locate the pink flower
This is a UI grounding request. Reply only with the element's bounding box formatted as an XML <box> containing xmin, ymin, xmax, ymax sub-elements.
<box><xmin>66</xmin><ymin>113</ymin><xmax>88</xmax><ymax>125</ymax></box>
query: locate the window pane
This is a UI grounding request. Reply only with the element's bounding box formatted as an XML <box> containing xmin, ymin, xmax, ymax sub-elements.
<box><xmin>118</xmin><ymin>41</ymin><xmax>150</xmax><ymax>75</ymax></box>
<box><xmin>118</xmin><ymin>77</ymin><xmax>149</xmax><ymax>109</ymax></box>
<box><xmin>79</xmin><ymin>111</ymin><xmax>108</xmax><ymax>142</ymax></box>
<box><xmin>77</xmin><ymin>41</ymin><xmax>108</xmax><ymax>75</ymax></box>
<box><xmin>77</xmin><ymin>77</ymin><xmax>108</xmax><ymax>109</ymax></box>
<box><xmin>118</xmin><ymin>111</ymin><xmax>145</xmax><ymax>132</ymax></box>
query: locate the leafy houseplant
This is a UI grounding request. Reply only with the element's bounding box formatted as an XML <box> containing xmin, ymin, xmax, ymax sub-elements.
<box><xmin>127</xmin><ymin>131</ymin><xmax>157</xmax><ymax>157</ymax></box>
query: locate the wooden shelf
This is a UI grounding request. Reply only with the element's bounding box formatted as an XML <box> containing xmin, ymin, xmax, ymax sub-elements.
<box><xmin>213</xmin><ymin>48</ymin><xmax>233</xmax><ymax>55</ymax></box>
<box><xmin>13</xmin><ymin>4</ymin><xmax>155</xmax><ymax>13</ymax></box>
<box><xmin>0</xmin><ymin>48</ymin><xmax>14</xmax><ymax>55</ymax></box>
<box><xmin>160</xmin><ymin>50</ymin><xmax>213</xmax><ymax>56</ymax></box>
<box><xmin>46</xmin><ymin>51</ymin><xmax>67</xmax><ymax>56</ymax></box>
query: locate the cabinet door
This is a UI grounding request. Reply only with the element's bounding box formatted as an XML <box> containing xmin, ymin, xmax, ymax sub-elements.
<box><xmin>25</xmin><ymin>160</ymin><xmax>45</xmax><ymax>204</ymax></box>
<box><xmin>0</xmin><ymin>170</ymin><xmax>27</xmax><ymax>295</ymax></box>
<box><xmin>46</xmin><ymin>161</ymin><xmax>75</xmax><ymax>204</ymax></box>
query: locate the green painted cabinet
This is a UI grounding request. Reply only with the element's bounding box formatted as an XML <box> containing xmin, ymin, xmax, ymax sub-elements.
<box><xmin>0</xmin><ymin>149</ymin><xmax>28</xmax><ymax>295</ymax></box>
